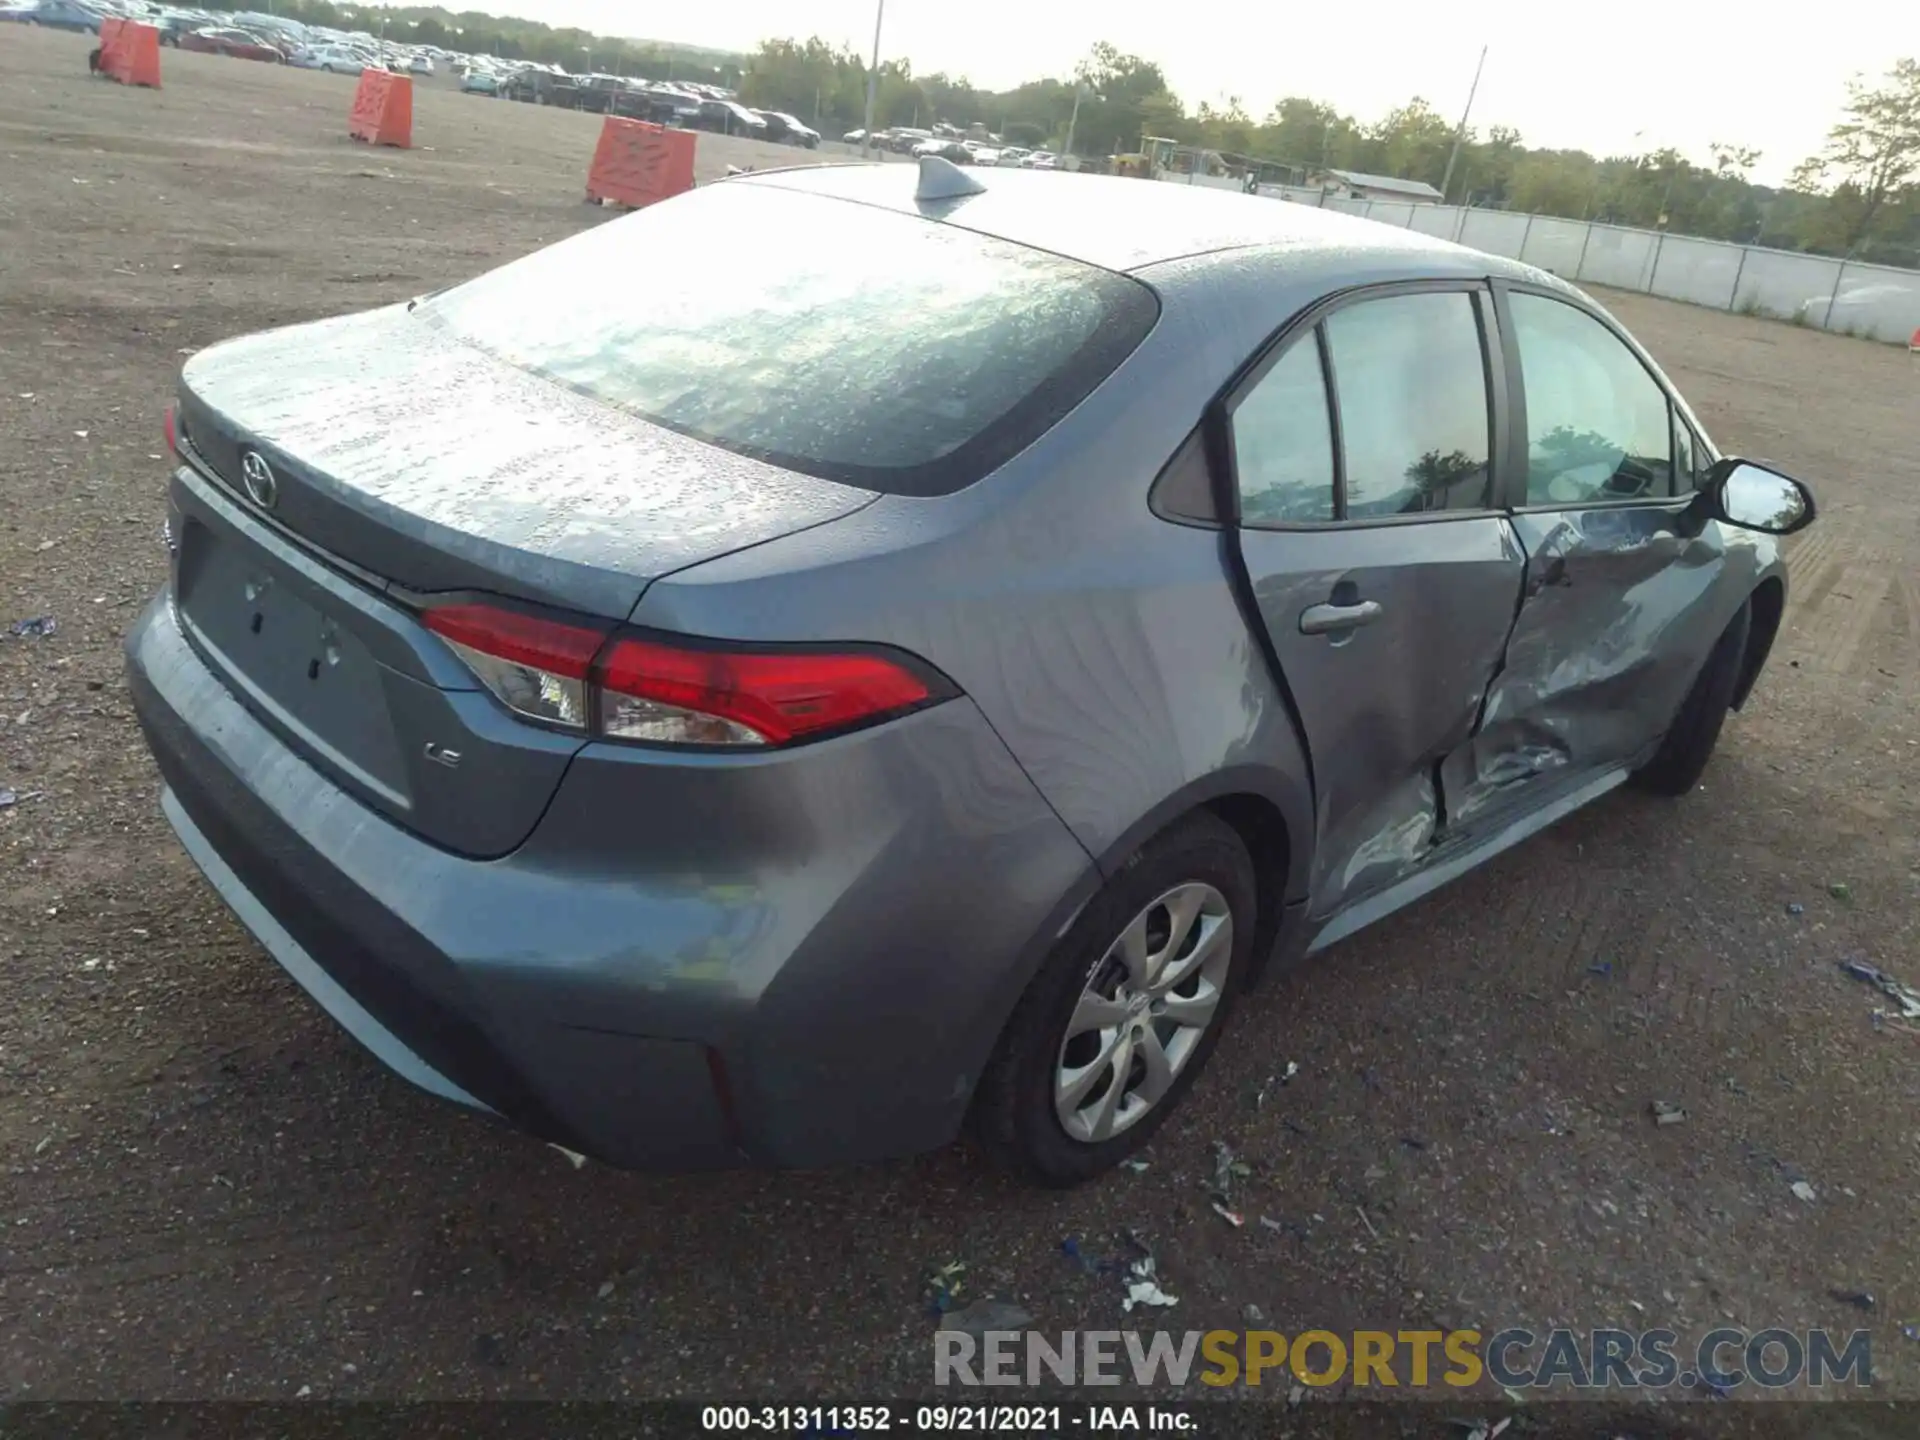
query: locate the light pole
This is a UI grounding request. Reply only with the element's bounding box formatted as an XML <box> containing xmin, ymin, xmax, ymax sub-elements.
<box><xmin>581</xmin><ymin>45</ymin><xmax>592</xmax><ymax>76</ymax></box>
<box><xmin>1438</xmin><ymin>45</ymin><xmax>1487</xmax><ymax>203</ymax></box>
<box><xmin>1063</xmin><ymin>84</ymin><xmax>1095</xmax><ymax>165</ymax></box>
<box><xmin>861</xmin><ymin>0</ymin><xmax>885</xmax><ymax>159</ymax></box>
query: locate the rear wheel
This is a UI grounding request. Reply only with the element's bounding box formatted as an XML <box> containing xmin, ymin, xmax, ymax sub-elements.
<box><xmin>1634</xmin><ymin>599</ymin><xmax>1752</xmax><ymax>797</ymax></box>
<box><xmin>974</xmin><ymin>811</ymin><xmax>1255</xmax><ymax>1186</ymax></box>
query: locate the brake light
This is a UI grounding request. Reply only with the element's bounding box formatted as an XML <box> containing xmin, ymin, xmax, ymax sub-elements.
<box><xmin>163</xmin><ymin>405</ymin><xmax>178</xmax><ymax>455</ymax></box>
<box><xmin>423</xmin><ymin>602</ymin><xmax>944</xmax><ymax>747</ymax></box>
<box><xmin>597</xmin><ymin>637</ymin><xmax>933</xmax><ymax>746</ymax></box>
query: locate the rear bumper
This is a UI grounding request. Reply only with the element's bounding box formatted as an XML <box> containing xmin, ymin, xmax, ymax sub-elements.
<box><xmin>126</xmin><ymin>589</ymin><xmax>1095</xmax><ymax>1170</ymax></box>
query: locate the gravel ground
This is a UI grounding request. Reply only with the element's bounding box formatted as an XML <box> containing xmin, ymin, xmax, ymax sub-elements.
<box><xmin>4</xmin><ymin>23</ymin><xmax>1920</xmax><ymax>1419</ymax></box>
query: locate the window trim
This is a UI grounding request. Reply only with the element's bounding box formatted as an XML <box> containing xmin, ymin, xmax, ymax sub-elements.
<box><xmin>1669</xmin><ymin>403</ymin><xmax>1701</xmax><ymax>499</ymax></box>
<box><xmin>1490</xmin><ymin>279</ymin><xmax>1700</xmax><ymax>516</ymax></box>
<box><xmin>1217</xmin><ymin>278</ymin><xmax>1510</xmax><ymax>533</ymax></box>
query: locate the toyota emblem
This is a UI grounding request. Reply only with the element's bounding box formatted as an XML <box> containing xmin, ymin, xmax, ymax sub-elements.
<box><xmin>239</xmin><ymin>450</ymin><xmax>279</xmax><ymax>510</ymax></box>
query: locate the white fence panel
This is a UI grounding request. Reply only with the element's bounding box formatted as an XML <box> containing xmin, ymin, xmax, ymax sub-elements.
<box><xmin>1826</xmin><ymin>263</ymin><xmax>1920</xmax><ymax>345</ymax></box>
<box><xmin>1260</xmin><ymin>184</ymin><xmax>1327</xmax><ymax>204</ymax></box>
<box><xmin>1575</xmin><ymin>225</ymin><xmax>1657</xmax><ymax>290</ymax></box>
<box><xmin>1732</xmin><ymin>249</ymin><xmax>1842</xmax><ymax>322</ymax></box>
<box><xmin>1232</xmin><ymin>182</ymin><xmax>1919</xmax><ymax>343</ymax></box>
<box><xmin>1649</xmin><ymin>236</ymin><xmax>1744</xmax><ymax>309</ymax></box>
<box><xmin>1458</xmin><ymin>209</ymin><xmax>1530</xmax><ymax>258</ymax></box>
<box><xmin>1519</xmin><ymin>216</ymin><xmax>1587</xmax><ymax>278</ymax></box>
<box><xmin>1408</xmin><ymin>204</ymin><xmax>1462</xmax><ymax>240</ymax></box>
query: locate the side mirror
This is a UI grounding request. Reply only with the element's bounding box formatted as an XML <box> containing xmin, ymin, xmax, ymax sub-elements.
<box><xmin>1703</xmin><ymin>459</ymin><xmax>1816</xmax><ymax>537</ymax></box>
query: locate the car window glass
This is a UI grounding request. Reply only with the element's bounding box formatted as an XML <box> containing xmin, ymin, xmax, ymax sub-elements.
<box><xmin>1232</xmin><ymin>338</ymin><xmax>1335</xmax><ymax>525</ymax></box>
<box><xmin>417</xmin><ymin>183</ymin><xmax>1156</xmax><ymax>497</ymax></box>
<box><xmin>1323</xmin><ymin>292</ymin><xmax>1492</xmax><ymax>517</ymax></box>
<box><xmin>1510</xmin><ymin>293</ymin><xmax>1676</xmax><ymax>504</ymax></box>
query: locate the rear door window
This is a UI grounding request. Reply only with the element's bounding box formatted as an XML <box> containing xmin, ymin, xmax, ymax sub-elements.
<box><xmin>1323</xmin><ymin>291</ymin><xmax>1494</xmax><ymax>517</ymax></box>
<box><xmin>418</xmin><ymin>183</ymin><xmax>1157</xmax><ymax>497</ymax></box>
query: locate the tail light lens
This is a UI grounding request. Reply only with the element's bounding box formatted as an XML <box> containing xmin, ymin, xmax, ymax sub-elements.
<box><xmin>423</xmin><ymin>604</ymin><xmax>606</xmax><ymax>730</ymax></box>
<box><xmin>597</xmin><ymin>637</ymin><xmax>934</xmax><ymax>746</ymax></box>
<box><xmin>163</xmin><ymin>405</ymin><xmax>179</xmax><ymax>455</ymax></box>
<box><xmin>423</xmin><ymin>601</ymin><xmax>948</xmax><ymax>748</ymax></box>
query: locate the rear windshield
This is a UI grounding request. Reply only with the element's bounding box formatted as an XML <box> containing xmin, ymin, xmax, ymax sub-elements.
<box><xmin>415</xmin><ymin>181</ymin><xmax>1158</xmax><ymax>496</ymax></box>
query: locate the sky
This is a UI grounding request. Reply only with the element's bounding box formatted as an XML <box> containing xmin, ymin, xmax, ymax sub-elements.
<box><xmin>411</xmin><ymin>1</ymin><xmax>1904</xmax><ymax>186</ymax></box>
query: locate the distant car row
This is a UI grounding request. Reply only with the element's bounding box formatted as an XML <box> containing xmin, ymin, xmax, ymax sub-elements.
<box><xmin>480</xmin><ymin>71</ymin><xmax>819</xmax><ymax>147</ymax></box>
<box><xmin>6</xmin><ymin>1</ymin><xmax>895</xmax><ymax>160</ymax></box>
<box><xmin>843</xmin><ymin>127</ymin><xmax>1068</xmax><ymax>169</ymax></box>
<box><xmin>0</xmin><ymin>0</ymin><xmax>456</xmax><ymax>71</ymax></box>
<box><xmin>0</xmin><ymin>0</ymin><xmax>118</xmax><ymax>30</ymax></box>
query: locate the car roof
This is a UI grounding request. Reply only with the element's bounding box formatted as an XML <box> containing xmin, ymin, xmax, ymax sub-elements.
<box><xmin>733</xmin><ymin>163</ymin><xmax>1527</xmax><ymax>277</ymax></box>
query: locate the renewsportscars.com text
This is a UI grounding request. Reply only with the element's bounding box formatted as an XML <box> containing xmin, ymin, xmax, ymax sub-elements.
<box><xmin>934</xmin><ymin>1327</ymin><xmax>1872</xmax><ymax>1390</ymax></box>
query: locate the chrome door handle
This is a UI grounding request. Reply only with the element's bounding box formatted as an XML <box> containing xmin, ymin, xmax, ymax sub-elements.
<box><xmin>1299</xmin><ymin>600</ymin><xmax>1384</xmax><ymax>636</ymax></box>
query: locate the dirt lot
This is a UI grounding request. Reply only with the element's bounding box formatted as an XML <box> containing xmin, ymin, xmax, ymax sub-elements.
<box><xmin>4</xmin><ymin>23</ymin><xmax>1920</xmax><ymax>1415</ymax></box>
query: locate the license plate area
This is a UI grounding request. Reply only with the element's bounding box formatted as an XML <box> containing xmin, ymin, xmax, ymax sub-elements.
<box><xmin>176</xmin><ymin>516</ymin><xmax>411</xmax><ymax>806</ymax></box>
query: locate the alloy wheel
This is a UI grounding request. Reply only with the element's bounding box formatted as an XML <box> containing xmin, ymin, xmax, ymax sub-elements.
<box><xmin>1053</xmin><ymin>882</ymin><xmax>1233</xmax><ymax>1143</ymax></box>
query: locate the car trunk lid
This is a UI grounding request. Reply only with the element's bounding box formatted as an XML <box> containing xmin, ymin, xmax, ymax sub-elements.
<box><xmin>177</xmin><ymin>304</ymin><xmax>875</xmax><ymax>620</ymax></box>
<box><xmin>169</xmin><ymin>305</ymin><xmax>875</xmax><ymax>856</ymax></box>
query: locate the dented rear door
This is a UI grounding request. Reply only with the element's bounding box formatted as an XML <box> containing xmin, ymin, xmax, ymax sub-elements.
<box><xmin>1226</xmin><ymin>283</ymin><xmax>1524</xmax><ymax>919</ymax></box>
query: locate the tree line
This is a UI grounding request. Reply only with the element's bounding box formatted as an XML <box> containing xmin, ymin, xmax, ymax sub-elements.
<box><xmin>738</xmin><ymin>40</ymin><xmax>1920</xmax><ymax>268</ymax></box>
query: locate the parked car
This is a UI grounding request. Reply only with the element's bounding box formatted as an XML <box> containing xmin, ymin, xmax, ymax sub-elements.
<box><xmin>407</xmin><ymin>52</ymin><xmax>432</xmax><ymax>76</ymax></box>
<box><xmin>610</xmin><ymin>86</ymin><xmax>693</xmax><ymax>126</ymax></box>
<box><xmin>133</xmin><ymin>165</ymin><xmax>1814</xmax><ymax>1187</ymax></box>
<box><xmin>764</xmin><ymin>112</ymin><xmax>817</xmax><ymax>148</ymax></box>
<box><xmin>1021</xmin><ymin>151</ymin><xmax>1059</xmax><ymax>169</ymax></box>
<box><xmin>755</xmin><ymin>111</ymin><xmax>821</xmax><ymax>148</ymax></box>
<box><xmin>459</xmin><ymin>69</ymin><xmax>499</xmax><ymax>95</ymax></box>
<box><xmin>690</xmin><ymin>98</ymin><xmax>766</xmax><ymax>137</ymax></box>
<box><xmin>996</xmin><ymin>147</ymin><xmax>1031</xmax><ymax>167</ymax></box>
<box><xmin>841</xmin><ymin>127</ymin><xmax>868</xmax><ymax>145</ymax></box>
<box><xmin>292</xmin><ymin>44</ymin><xmax>366</xmax><ymax>74</ymax></box>
<box><xmin>178</xmin><ymin>26</ymin><xmax>284</xmax><ymax>62</ymax></box>
<box><xmin>7</xmin><ymin>0</ymin><xmax>105</xmax><ymax>30</ymax></box>
<box><xmin>500</xmin><ymin>68</ymin><xmax>578</xmax><ymax>107</ymax></box>
<box><xmin>575</xmin><ymin>74</ymin><xmax>629</xmax><ymax>114</ymax></box>
<box><xmin>152</xmin><ymin>9</ymin><xmax>211</xmax><ymax>44</ymax></box>
<box><xmin>1792</xmin><ymin>282</ymin><xmax>1912</xmax><ymax>330</ymax></box>
<box><xmin>913</xmin><ymin>138</ymin><xmax>973</xmax><ymax>163</ymax></box>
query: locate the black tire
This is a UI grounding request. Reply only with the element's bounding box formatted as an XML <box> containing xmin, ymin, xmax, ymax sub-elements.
<box><xmin>1634</xmin><ymin>599</ymin><xmax>1752</xmax><ymax>797</ymax></box>
<box><xmin>973</xmin><ymin>810</ymin><xmax>1256</xmax><ymax>1187</ymax></box>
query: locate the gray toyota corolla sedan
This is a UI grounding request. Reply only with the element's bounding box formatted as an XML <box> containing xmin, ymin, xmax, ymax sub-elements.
<box><xmin>127</xmin><ymin>158</ymin><xmax>1816</xmax><ymax>1186</ymax></box>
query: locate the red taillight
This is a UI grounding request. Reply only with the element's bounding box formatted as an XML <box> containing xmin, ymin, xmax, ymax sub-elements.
<box><xmin>597</xmin><ymin>637</ymin><xmax>933</xmax><ymax>746</ymax></box>
<box><xmin>422</xmin><ymin>601</ymin><xmax>942</xmax><ymax>748</ymax></box>
<box><xmin>163</xmin><ymin>405</ymin><xmax>178</xmax><ymax>455</ymax></box>
<box><xmin>424</xmin><ymin>604</ymin><xmax>604</xmax><ymax>680</ymax></box>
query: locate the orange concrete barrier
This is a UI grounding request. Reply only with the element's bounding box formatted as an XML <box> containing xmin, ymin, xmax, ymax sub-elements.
<box><xmin>348</xmin><ymin>70</ymin><xmax>413</xmax><ymax>149</ymax></box>
<box><xmin>99</xmin><ymin>18</ymin><xmax>162</xmax><ymax>89</ymax></box>
<box><xmin>585</xmin><ymin>117</ymin><xmax>695</xmax><ymax>210</ymax></box>
<box><xmin>1910</xmin><ymin>327</ymin><xmax>1920</xmax><ymax>353</ymax></box>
